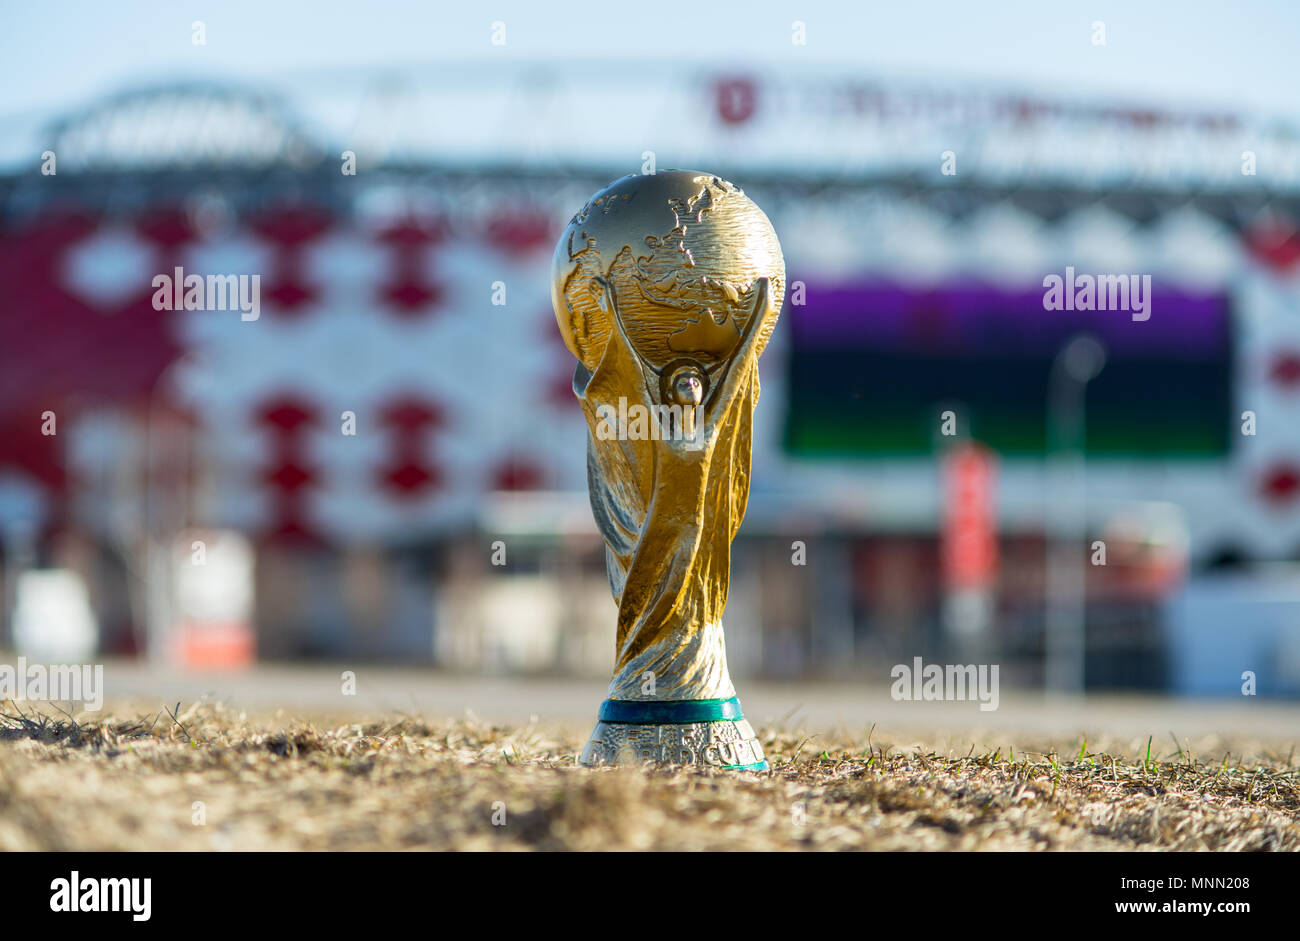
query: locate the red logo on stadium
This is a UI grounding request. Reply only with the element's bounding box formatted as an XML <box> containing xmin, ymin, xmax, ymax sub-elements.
<box><xmin>715</xmin><ymin>77</ymin><xmax>757</xmax><ymax>126</ymax></box>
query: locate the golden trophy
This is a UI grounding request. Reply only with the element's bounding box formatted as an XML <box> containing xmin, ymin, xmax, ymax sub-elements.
<box><xmin>551</xmin><ymin>170</ymin><xmax>784</xmax><ymax>770</ymax></box>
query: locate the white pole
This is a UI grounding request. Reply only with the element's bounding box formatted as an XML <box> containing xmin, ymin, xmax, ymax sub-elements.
<box><xmin>1045</xmin><ymin>335</ymin><xmax>1105</xmax><ymax>697</ymax></box>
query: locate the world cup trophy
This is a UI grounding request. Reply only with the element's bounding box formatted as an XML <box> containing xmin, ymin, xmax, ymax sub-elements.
<box><xmin>550</xmin><ymin>170</ymin><xmax>784</xmax><ymax>771</ymax></box>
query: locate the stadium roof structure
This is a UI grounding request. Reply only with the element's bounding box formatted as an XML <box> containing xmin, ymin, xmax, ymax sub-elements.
<box><xmin>39</xmin><ymin>82</ymin><xmax>324</xmax><ymax>173</ymax></box>
<box><xmin>3</xmin><ymin>62</ymin><xmax>1300</xmax><ymax>192</ymax></box>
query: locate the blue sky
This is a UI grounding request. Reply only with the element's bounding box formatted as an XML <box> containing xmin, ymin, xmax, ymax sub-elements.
<box><xmin>2</xmin><ymin>0</ymin><xmax>1299</xmax><ymax>122</ymax></box>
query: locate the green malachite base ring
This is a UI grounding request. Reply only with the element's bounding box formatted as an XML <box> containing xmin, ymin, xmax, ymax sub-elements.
<box><xmin>579</xmin><ymin>698</ymin><xmax>768</xmax><ymax>771</ymax></box>
<box><xmin>597</xmin><ymin>696</ymin><xmax>743</xmax><ymax>724</ymax></box>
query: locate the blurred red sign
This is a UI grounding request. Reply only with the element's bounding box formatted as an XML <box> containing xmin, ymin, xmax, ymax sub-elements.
<box><xmin>942</xmin><ymin>443</ymin><xmax>999</xmax><ymax>589</ymax></box>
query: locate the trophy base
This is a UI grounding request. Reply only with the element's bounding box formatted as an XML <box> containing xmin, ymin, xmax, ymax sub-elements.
<box><xmin>578</xmin><ymin>697</ymin><xmax>768</xmax><ymax>771</ymax></box>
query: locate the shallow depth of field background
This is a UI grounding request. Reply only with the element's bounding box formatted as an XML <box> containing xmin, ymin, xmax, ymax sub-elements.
<box><xmin>2</xmin><ymin>0</ymin><xmax>1300</xmax><ymax>707</ymax></box>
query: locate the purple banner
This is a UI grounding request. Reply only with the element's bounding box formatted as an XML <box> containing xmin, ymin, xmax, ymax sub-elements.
<box><xmin>790</xmin><ymin>279</ymin><xmax>1230</xmax><ymax>357</ymax></box>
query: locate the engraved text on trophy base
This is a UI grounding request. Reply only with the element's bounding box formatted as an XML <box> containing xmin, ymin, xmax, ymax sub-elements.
<box><xmin>579</xmin><ymin>718</ymin><xmax>766</xmax><ymax>769</ymax></box>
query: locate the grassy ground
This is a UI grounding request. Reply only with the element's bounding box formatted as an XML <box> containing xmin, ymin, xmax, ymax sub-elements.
<box><xmin>1</xmin><ymin>700</ymin><xmax>1297</xmax><ymax>851</ymax></box>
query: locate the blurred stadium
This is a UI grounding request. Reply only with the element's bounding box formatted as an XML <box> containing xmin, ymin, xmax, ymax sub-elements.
<box><xmin>3</xmin><ymin>59</ymin><xmax>1300</xmax><ymax>700</ymax></box>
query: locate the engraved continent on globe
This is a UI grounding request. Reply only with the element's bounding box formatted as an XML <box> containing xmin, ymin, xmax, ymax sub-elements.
<box><xmin>551</xmin><ymin>170</ymin><xmax>785</xmax><ymax>375</ymax></box>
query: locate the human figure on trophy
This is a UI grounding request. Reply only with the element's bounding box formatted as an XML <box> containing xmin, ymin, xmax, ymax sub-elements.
<box><xmin>576</xmin><ymin>275</ymin><xmax>779</xmax><ymax>703</ymax></box>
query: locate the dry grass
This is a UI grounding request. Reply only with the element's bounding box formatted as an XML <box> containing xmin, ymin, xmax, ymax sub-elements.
<box><xmin>1</xmin><ymin>700</ymin><xmax>1297</xmax><ymax>851</ymax></box>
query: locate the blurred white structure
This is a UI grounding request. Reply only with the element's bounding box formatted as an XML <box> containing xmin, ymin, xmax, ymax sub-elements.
<box><xmin>13</xmin><ymin>569</ymin><xmax>99</xmax><ymax>662</ymax></box>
